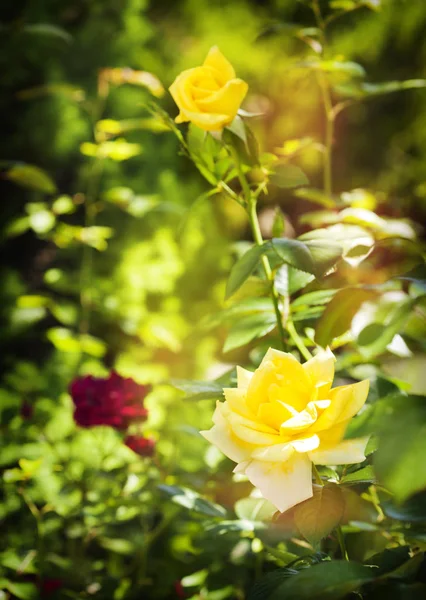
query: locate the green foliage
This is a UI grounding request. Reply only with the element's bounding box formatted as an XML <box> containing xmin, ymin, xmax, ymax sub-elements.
<box><xmin>2</xmin><ymin>0</ymin><xmax>426</xmax><ymax>598</ymax></box>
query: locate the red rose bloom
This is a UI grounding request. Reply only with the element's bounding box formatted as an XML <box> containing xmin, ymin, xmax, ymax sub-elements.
<box><xmin>70</xmin><ymin>371</ymin><xmax>150</xmax><ymax>430</ymax></box>
<box><xmin>41</xmin><ymin>579</ymin><xmax>63</xmax><ymax>595</ymax></box>
<box><xmin>125</xmin><ymin>435</ymin><xmax>155</xmax><ymax>457</ymax></box>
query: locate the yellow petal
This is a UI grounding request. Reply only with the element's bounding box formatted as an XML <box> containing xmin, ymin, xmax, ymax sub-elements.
<box><xmin>196</xmin><ymin>79</ymin><xmax>248</xmax><ymax>122</ymax></box>
<box><xmin>242</xmin><ymin>453</ymin><xmax>313</xmax><ymax>513</ymax></box>
<box><xmin>175</xmin><ymin>109</ymin><xmax>231</xmax><ymax>131</ymax></box>
<box><xmin>291</xmin><ymin>434</ymin><xmax>320</xmax><ymax>453</ymax></box>
<box><xmin>237</xmin><ymin>366</ymin><xmax>254</xmax><ymax>390</ymax></box>
<box><xmin>251</xmin><ymin>443</ymin><xmax>295</xmax><ymax>462</ymax></box>
<box><xmin>230</xmin><ymin>419</ymin><xmax>281</xmax><ymax>446</ymax></box>
<box><xmin>308</xmin><ymin>437</ymin><xmax>369</xmax><ymax>465</ymax></box>
<box><xmin>317</xmin><ymin>420</ymin><xmax>348</xmax><ymax>447</ymax></box>
<box><xmin>279</xmin><ymin>400</ymin><xmax>329</xmax><ymax>435</ymax></box>
<box><xmin>311</xmin><ymin>380</ymin><xmax>369</xmax><ymax>433</ymax></box>
<box><xmin>169</xmin><ymin>69</ymin><xmax>200</xmax><ymax>113</ymax></box>
<box><xmin>258</xmin><ymin>400</ymin><xmax>296</xmax><ymax>430</ymax></box>
<box><xmin>223</xmin><ymin>388</ymin><xmax>252</xmax><ymax>419</ymax></box>
<box><xmin>203</xmin><ymin>46</ymin><xmax>236</xmax><ymax>84</ymax></box>
<box><xmin>303</xmin><ymin>348</ymin><xmax>336</xmax><ymax>399</ymax></box>
<box><xmin>200</xmin><ymin>402</ymin><xmax>251</xmax><ymax>463</ymax></box>
<box><xmin>247</xmin><ymin>349</ymin><xmax>312</xmax><ymax>413</ymax></box>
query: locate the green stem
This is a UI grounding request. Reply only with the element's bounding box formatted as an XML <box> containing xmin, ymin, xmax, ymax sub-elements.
<box><xmin>336</xmin><ymin>525</ymin><xmax>349</xmax><ymax>561</ymax></box>
<box><xmin>230</xmin><ymin>146</ymin><xmax>315</xmax><ymax>358</ymax></box>
<box><xmin>247</xmin><ymin>196</ymin><xmax>287</xmax><ymax>350</ymax></box>
<box><xmin>312</xmin><ymin>463</ymin><xmax>323</xmax><ymax>486</ymax></box>
<box><xmin>318</xmin><ymin>75</ymin><xmax>334</xmax><ymax>198</ymax></box>
<box><xmin>287</xmin><ymin>320</ymin><xmax>312</xmax><ymax>361</ymax></box>
<box><xmin>79</xmin><ymin>157</ymin><xmax>104</xmax><ymax>335</ymax></box>
<box><xmin>311</xmin><ymin>0</ymin><xmax>335</xmax><ymax>198</ymax></box>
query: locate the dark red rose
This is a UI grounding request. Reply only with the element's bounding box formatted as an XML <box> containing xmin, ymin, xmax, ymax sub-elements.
<box><xmin>174</xmin><ymin>580</ymin><xmax>186</xmax><ymax>598</ymax></box>
<box><xmin>21</xmin><ymin>401</ymin><xmax>33</xmax><ymax>420</ymax></box>
<box><xmin>41</xmin><ymin>579</ymin><xmax>63</xmax><ymax>595</ymax></box>
<box><xmin>125</xmin><ymin>434</ymin><xmax>155</xmax><ymax>457</ymax></box>
<box><xmin>70</xmin><ymin>371</ymin><xmax>150</xmax><ymax>430</ymax></box>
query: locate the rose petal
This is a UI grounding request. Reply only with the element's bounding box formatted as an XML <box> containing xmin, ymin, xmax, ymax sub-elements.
<box><xmin>291</xmin><ymin>434</ymin><xmax>320</xmax><ymax>453</ymax></box>
<box><xmin>308</xmin><ymin>437</ymin><xmax>369</xmax><ymax>465</ymax></box>
<box><xmin>242</xmin><ymin>453</ymin><xmax>313</xmax><ymax>513</ymax></box>
<box><xmin>311</xmin><ymin>380</ymin><xmax>369</xmax><ymax>433</ymax></box>
<box><xmin>302</xmin><ymin>348</ymin><xmax>336</xmax><ymax>399</ymax></box>
<box><xmin>247</xmin><ymin>348</ymin><xmax>312</xmax><ymax>413</ymax></box>
<box><xmin>200</xmin><ymin>402</ymin><xmax>251</xmax><ymax>463</ymax></box>
<box><xmin>251</xmin><ymin>442</ymin><xmax>295</xmax><ymax>462</ymax></box>
<box><xmin>196</xmin><ymin>79</ymin><xmax>248</xmax><ymax>123</ymax></box>
<box><xmin>203</xmin><ymin>46</ymin><xmax>236</xmax><ymax>84</ymax></box>
<box><xmin>223</xmin><ymin>387</ymin><xmax>252</xmax><ymax>419</ymax></box>
<box><xmin>237</xmin><ymin>366</ymin><xmax>254</xmax><ymax>390</ymax></box>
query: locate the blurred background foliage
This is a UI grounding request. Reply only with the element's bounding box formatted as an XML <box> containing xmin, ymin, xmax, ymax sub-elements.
<box><xmin>1</xmin><ymin>0</ymin><xmax>426</xmax><ymax>598</ymax></box>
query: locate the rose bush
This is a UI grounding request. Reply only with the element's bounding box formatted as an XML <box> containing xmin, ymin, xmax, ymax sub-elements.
<box><xmin>169</xmin><ymin>46</ymin><xmax>248</xmax><ymax>131</ymax></box>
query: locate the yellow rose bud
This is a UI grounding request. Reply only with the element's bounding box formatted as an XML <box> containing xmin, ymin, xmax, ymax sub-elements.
<box><xmin>200</xmin><ymin>348</ymin><xmax>369</xmax><ymax>513</ymax></box>
<box><xmin>169</xmin><ymin>46</ymin><xmax>248</xmax><ymax>131</ymax></box>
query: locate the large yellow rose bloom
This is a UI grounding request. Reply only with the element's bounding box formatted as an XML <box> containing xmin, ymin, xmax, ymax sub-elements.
<box><xmin>201</xmin><ymin>348</ymin><xmax>369</xmax><ymax>513</ymax></box>
<box><xmin>169</xmin><ymin>46</ymin><xmax>248</xmax><ymax>131</ymax></box>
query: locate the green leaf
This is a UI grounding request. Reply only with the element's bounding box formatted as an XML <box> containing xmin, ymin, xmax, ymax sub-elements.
<box><xmin>98</xmin><ymin>538</ymin><xmax>136</xmax><ymax>555</ymax></box>
<box><xmin>357</xmin><ymin>298</ymin><xmax>417</xmax><ymax>358</ymax></box>
<box><xmin>315</xmin><ymin>287</ymin><xmax>377</xmax><ymax>347</ymax></box>
<box><xmin>271</xmin><ymin>239</ymin><xmax>314</xmax><ymax>273</ymax></box>
<box><xmin>247</xmin><ymin>568</ymin><xmax>296</xmax><ymax>600</ymax></box>
<box><xmin>23</xmin><ymin>23</ymin><xmax>73</xmax><ymax>44</ymax></box>
<box><xmin>223</xmin><ymin>313</ymin><xmax>276</xmax><ymax>353</ymax></box>
<box><xmin>270</xmin><ymin>163</ymin><xmax>309</xmax><ymax>188</ymax></box>
<box><xmin>158</xmin><ymin>484</ymin><xmax>227</xmax><ymax>517</ymax></box>
<box><xmin>341</xmin><ymin>465</ymin><xmax>375</xmax><ymax>486</ymax></box>
<box><xmin>304</xmin><ymin>240</ymin><xmax>343</xmax><ymax>277</ymax></box>
<box><xmin>235</xmin><ymin>497</ymin><xmax>277</xmax><ymax>522</ymax></box>
<box><xmin>335</xmin><ymin>79</ymin><xmax>426</xmax><ymax>99</ymax></box>
<box><xmin>300</xmin><ymin>224</ymin><xmax>374</xmax><ymax>267</ymax></box>
<box><xmin>374</xmin><ymin>395</ymin><xmax>426</xmax><ymax>502</ymax></box>
<box><xmin>302</xmin><ymin>59</ymin><xmax>366</xmax><ymax>79</ymax></box>
<box><xmin>271</xmin><ymin>239</ymin><xmax>342</xmax><ymax>278</ymax></box>
<box><xmin>294</xmin><ymin>187</ymin><xmax>336</xmax><ymax>208</ymax></box>
<box><xmin>269</xmin><ymin>560</ymin><xmax>374</xmax><ymax>600</ymax></box>
<box><xmin>292</xmin><ymin>290</ymin><xmax>337</xmax><ymax>309</ymax></box>
<box><xmin>365</xmin><ymin>547</ymin><xmax>411</xmax><ymax>576</ymax></box>
<box><xmin>225</xmin><ymin>115</ymin><xmax>247</xmax><ymax>144</ymax></box>
<box><xmin>288</xmin><ymin>268</ymin><xmax>315</xmax><ymax>294</ymax></box>
<box><xmin>226</xmin><ymin>244</ymin><xmax>269</xmax><ymax>299</ymax></box>
<box><xmin>382</xmin><ymin>491</ymin><xmax>426</xmax><ymax>522</ymax></box>
<box><xmin>5</xmin><ymin>164</ymin><xmax>57</xmax><ymax>194</ymax></box>
<box><xmin>28</xmin><ymin>209</ymin><xmax>56</xmax><ymax>234</ymax></box>
<box><xmin>171</xmin><ymin>379</ymin><xmax>224</xmax><ymax>401</ymax></box>
<box><xmin>397</xmin><ymin>263</ymin><xmax>426</xmax><ymax>292</ymax></box>
<box><xmin>294</xmin><ymin>484</ymin><xmax>345</xmax><ymax>546</ymax></box>
<box><xmin>272</xmin><ymin>208</ymin><xmax>286</xmax><ymax>237</ymax></box>
<box><xmin>2</xmin><ymin>581</ymin><xmax>38</xmax><ymax>600</ymax></box>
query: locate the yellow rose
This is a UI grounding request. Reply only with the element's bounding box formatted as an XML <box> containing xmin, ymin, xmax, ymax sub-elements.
<box><xmin>169</xmin><ymin>46</ymin><xmax>248</xmax><ymax>131</ymax></box>
<box><xmin>200</xmin><ymin>348</ymin><xmax>369</xmax><ymax>513</ymax></box>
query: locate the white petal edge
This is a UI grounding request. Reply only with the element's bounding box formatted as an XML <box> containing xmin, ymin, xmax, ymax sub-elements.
<box><xmin>241</xmin><ymin>453</ymin><xmax>313</xmax><ymax>513</ymax></box>
<box><xmin>308</xmin><ymin>437</ymin><xmax>369</xmax><ymax>465</ymax></box>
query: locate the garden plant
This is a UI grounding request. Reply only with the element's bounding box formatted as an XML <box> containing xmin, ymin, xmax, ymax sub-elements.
<box><xmin>1</xmin><ymin>0</ymin><xmax>426</xmax><ymax>599</ymax></box>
